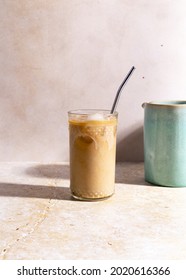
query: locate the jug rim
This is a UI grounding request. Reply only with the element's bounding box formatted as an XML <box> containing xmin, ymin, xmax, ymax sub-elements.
<box><xmin>143</xmin><ymin>100</ymin><xmax>186</xmax><ymax>108</ymax></box>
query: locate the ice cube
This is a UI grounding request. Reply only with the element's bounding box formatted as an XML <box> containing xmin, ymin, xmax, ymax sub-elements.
<box><xmin>87</xmin><ymin>113</ymin><xmax>105</xmax><ymax>121</ymax></box>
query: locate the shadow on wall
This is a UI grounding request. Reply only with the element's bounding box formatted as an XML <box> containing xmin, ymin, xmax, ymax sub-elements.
<box><xmin>116</xmin><ymin>126</ymin><xmax>144</xmax><ymax>162</ymax></box>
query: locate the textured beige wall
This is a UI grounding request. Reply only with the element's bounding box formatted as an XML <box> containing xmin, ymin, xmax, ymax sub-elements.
<box><xmin>0</xmin><ymin>0</ymin><xmax>186</xmax><ymax>161</ymax></box>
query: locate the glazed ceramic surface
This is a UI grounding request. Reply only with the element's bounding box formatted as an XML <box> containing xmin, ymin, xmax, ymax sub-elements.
<box><xmin>143</xmin><ymin>101</ymin><xmax>186</xmax><ymax>187</ymax></box>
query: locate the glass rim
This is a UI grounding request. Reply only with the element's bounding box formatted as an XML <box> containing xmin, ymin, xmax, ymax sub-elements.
<box><xmin>68</xmin><ymin>109</ymin><xmax>118</xmax><ymax>116</ymax></box>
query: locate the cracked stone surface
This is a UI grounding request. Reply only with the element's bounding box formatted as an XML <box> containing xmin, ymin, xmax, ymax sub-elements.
<box><xmin>0</xmin><ymin>162</ymin><xmax>186</xmax><ymax>259</ymax></box>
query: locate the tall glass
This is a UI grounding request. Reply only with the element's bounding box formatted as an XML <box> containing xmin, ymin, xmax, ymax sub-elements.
<box><xmin>68</xmin><ymin>110</ymin><xmax>118</xmax><ymax>200</ymax></box>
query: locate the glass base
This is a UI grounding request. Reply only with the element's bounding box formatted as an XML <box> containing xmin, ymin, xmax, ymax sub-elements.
<box><xmin>71</xmin><ymin>193</ymin><xmax>114</xmax><ymax>201</ymax></box>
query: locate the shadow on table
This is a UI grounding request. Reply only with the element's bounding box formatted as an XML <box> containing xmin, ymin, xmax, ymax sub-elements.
<box><xmin>26</xmin><ymin>163</ymin><xmax>70</xmax><ymax>179</ymax></box>
<box><xmin>0</xmin><ymin>164</ymin><xmax>71</xmax><ymax>200</ymax></box>
<box><xmin>26</xmin><ymin>163</ymin><xmax>149</xmax><ymax>186</ymax></box>
<box><xmin>115</xmin><ymin>163</ymin><xmax>152</xmax><ymax>186</ymax></box>
<box><xmin>0</xmin><ymin>162</ymin><xmax>151</xmax><ymax>200</ymax></box>
<box><xmin>26</xmin><ymin>162</ymin><xmax>150</xmax><ymax>186</ymax></box>
<box><xmin>0</xmin><ymin>182</ymin><xmax>71</xmax><ymax>200</ymax></box>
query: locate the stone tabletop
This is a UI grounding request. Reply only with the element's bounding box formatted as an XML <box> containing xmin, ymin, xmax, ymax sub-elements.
<box><xmin>0</xmin><ymin>162</ymin><xmax>186</xmax><ymax>260</ymax></box>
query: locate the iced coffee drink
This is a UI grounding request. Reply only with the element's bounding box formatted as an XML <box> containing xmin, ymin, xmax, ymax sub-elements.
<box><xmin>68</xmin><ymin>110</ymin><xmax>118</xmax><ymax>200</ymax></box>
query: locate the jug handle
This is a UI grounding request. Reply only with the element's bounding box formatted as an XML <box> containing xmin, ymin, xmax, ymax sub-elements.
<box><xmin>142</xmin><ymin>102</ymin><xmax>147</xmax><ymax>108</ymax></box>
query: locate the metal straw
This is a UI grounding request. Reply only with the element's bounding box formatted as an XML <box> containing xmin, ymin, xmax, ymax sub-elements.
<box><xmin>110</xmin><ymin>66</ymin><xmax>135</xmax><ymax>114</ymax></box>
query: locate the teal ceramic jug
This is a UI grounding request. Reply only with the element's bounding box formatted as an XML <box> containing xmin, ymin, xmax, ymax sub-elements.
<box><xmin>143</xmin><ymin>101</ymin><xmax>186</xmax><ymax>187</ymax></box>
